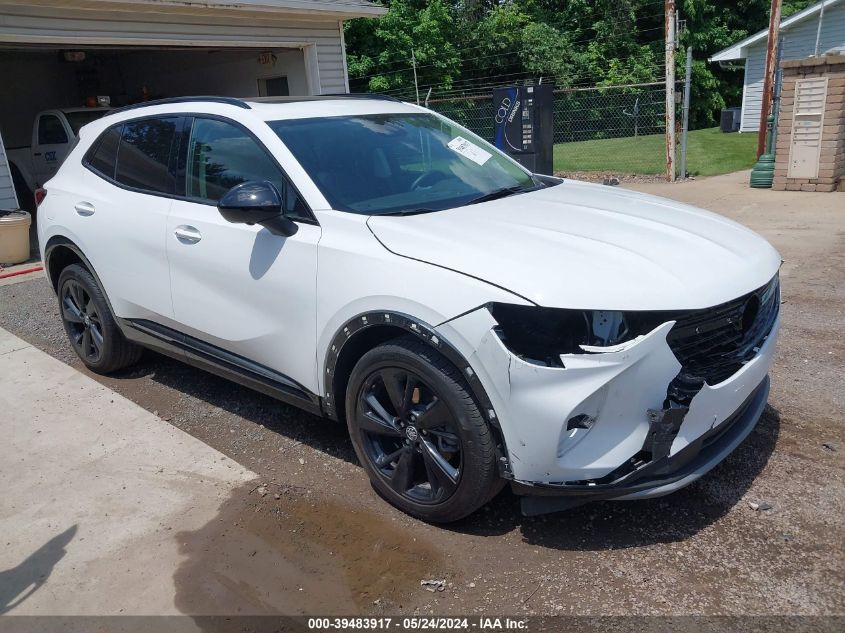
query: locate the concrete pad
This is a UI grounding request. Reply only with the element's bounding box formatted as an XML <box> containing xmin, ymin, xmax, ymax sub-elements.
<box><xmin>0</xmin><ymin>270</ymin><xmax>45</xmax><ymax>287</ymax></box>
<box><xmin>625</xmin><ymin>169</ymin><xmax>845</xmax><ymax>285</ymax></box>
<box><xmin>0</xmin><ymin>327</ymin><xmax>257</xmax><ymax>615</ymax></box>
<box><xmin>0</xmin><ymin>261</ymin><xmax>45</xmax><ymax>287</ymax></box>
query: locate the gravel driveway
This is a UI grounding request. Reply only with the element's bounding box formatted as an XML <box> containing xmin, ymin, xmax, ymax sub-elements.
<box><xmin>1</xmin><ymin>171</ymin><xmax>842</xmax><ymax>616</ymax></box>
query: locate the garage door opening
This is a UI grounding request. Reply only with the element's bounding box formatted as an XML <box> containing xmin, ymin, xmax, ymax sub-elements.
<box><xmin>0</xmin><ymin>45</ymin><xmax>313</xmax><ymax>213</ymax></box>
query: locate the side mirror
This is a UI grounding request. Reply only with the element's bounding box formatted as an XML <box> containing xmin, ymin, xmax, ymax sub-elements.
<box><xmin>217</xmin><ymin>181</ymin><xmax>298</xmax><ymax>237</ymax></box>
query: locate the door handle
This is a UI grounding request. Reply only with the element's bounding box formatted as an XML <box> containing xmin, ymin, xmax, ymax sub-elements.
<box><xmin>174</xmin><ymin>225</ymin><xmax>202</xmax><ymax>244</ymax></box>
<box><xmin>74</xmin><ymin>201</ymin><xmax>95</xmax><ymax>216</ymax></box>
<box><xmin>33</xmin><ymin>152</ymin><xmax>42</xmax><ymax>157</ymax></box>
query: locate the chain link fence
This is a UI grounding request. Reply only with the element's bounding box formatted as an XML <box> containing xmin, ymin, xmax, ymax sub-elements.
<box><xmin>426</xmin><ymin>82</ymin><xmax>668</xmax><ymax>177</ymax></box>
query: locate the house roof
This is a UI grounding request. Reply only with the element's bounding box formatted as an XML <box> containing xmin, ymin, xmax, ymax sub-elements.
<box><xmin>709</xmin><ymin>0</ymin><xmax>843</xmax><ymax>62</ymax></box>
<box><xmin>119</xmin><ymin>0</ymin><xmax>387</xmax><ymax>19</ymax></box>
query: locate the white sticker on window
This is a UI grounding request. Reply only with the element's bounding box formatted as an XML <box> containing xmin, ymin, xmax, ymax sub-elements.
<box><xmin>447</xmin><ymin>136</ymin><xmax>492</xmax><ymax>166</ymax></box>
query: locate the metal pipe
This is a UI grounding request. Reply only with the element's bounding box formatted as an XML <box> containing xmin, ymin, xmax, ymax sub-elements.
<box><xmin>771</xmin><ymin>39</ymin><xmax>784</xmax><ymax>153</ymax></box>
<box><xmin>680</xmin><ymin>46</ymin><xmax>693</xmax><ymax>179</ymax></box>
<box><xmin>814</xmin><ymin>0</ymin><xmax>826</xmax><ymax>56</ymax></box>
<box><xmin>412</xmin><ymin>48</ymin><xmax>420</xmax><ymax>106</ymax></box>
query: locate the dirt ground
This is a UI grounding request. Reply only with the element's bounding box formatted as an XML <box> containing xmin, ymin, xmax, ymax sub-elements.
<box><xmin>1</xmin><ymin>170</ymin><xmax>843</xmax><ymax>616</ymax></box>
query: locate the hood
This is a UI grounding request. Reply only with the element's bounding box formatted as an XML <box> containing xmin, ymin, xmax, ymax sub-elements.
<box><xmin>367</xmin><ymin>179</ymin><xmax>781</xmax><ymax>311</ymax></box>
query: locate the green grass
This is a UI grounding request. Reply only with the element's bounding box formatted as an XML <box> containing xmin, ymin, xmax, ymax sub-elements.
<box><xmin>553</xmin><ymin>127</ymin><xmax>758</xmax><ymax>177</ymax></box>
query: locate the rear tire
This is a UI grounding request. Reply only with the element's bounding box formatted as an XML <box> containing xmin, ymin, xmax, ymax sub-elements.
<box><xmin>345</xmin><ymin>335</ymin><xmax>499</xmax><ymax>523</ymax></box>
<box><xmin>57</xmin><ymin>264</ymin><xmax>142</xmax><ymax>373</ymax></box>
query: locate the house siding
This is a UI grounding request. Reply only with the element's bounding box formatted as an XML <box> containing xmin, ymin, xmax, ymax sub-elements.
<box><xmin>741</xmin><ymin>2</ymin><xmax>845</xmax><ymax>131</ymax></box>
<box><xmin>0</xmin><ymin>130</ymin><xmax>18</xmax><ymax>210</ymax></box>
<box><xmin>0</xmin><ymin>3</ymin><xmax>349</xmax><ymax>95</ymax></box>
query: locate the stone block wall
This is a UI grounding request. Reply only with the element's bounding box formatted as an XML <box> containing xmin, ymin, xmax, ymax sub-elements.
<box><xmin>773</xmin><ymin>53</ymin><xmax>845</xmax><ymax>193</ymax></box>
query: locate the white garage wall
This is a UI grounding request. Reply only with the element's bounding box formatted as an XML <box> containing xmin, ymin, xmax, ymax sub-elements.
<box><xmin>116</xmin><ymin>49</ymin><xmax>309</xmax><ymax>100</ymax></box>
<box><xmin>0</xmin><ymin>3</ymin><xmax>349</xmax><ymax>94</ymax></box>
<box><xmin>0</xmin><ymin>129</ymin><xmax>19</xmax><ymax>210</ymax></box>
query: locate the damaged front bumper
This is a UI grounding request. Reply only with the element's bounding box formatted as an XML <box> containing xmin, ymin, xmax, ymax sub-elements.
<box><xmin>514</xmin><ymin>376</ymin><xmax>770</xmax><ymax>516</ymax></box>
<box><xmin>435</xmin><ymin>302</ymin><xmax>780</xmax><ymax>516</ymax></box>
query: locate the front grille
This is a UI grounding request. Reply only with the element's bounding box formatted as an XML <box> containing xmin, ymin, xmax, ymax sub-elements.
<box><xmin>665</xmin><ymin>274</ymin><xmax>780</xmax><ymax>404</ymax></box>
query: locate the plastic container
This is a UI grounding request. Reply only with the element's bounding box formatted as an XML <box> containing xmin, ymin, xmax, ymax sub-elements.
<box><xmin>0</xmin><ymin>210</ymin><xmax>32</xmax><ymax>264</ymax></box>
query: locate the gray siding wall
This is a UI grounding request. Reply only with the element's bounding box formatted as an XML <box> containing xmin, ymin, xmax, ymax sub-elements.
<box><xmin>0</xmin><ymin>3</ymin><xmax>348</xmax><ymax>94</ymax></box>
<box><xmin>741</xmin><ymin>2</ymin><xmax>845</xmax><ymax>131</ymax></box>
<box><xmin>0</xmin><ymin>130</ymin><xmax>19</xmax><ymax>210</ymax></box>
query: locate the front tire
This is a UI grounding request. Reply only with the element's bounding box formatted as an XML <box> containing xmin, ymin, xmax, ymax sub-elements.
<box><xmin>345</xmin><ymin>336</ymin><xmax>499</xmax><ymax>523</ymax></box>
<box><xmin>57</xmin><ymin>264</ymin><xmax>142</xmax><ymax>373</ymax></box>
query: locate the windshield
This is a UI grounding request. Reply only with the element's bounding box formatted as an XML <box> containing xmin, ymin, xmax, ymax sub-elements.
<box><xmin>269</xmin><ymin>113</ymin><xmax>537</xmax><ymax>215</ymax></box>
<box><xmin>64</xmin><ymin>110</ymin><xmax>110</xmax><ymax>136</ymax></box>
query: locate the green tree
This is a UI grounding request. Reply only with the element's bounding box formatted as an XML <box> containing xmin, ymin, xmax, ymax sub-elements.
<box><xmin>345</xmin><ymin>0</ymin><xmax>818</xmax><ymax>126</ymax></box>
<box><xmin>346</xmin><ymin>0</ymin><xmax>461</xmax><ymax>95</ymax></box>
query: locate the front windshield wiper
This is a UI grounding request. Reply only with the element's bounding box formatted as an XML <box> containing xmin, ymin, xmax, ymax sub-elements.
<box><xmin>466</xmin><ymin>184</ymin><xmax>539</xmax><ymax>206</ymax></box>
<box><xmin>374</xmin><ymin>182</ymin><xmax>547</xmax><ymax>216</ymax></box>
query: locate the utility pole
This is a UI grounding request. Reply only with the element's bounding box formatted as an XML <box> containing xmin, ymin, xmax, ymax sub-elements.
<box><xmin>665</xmin><ymin>0</ymin><xmax>677</xmax><ymax>182</ymax></box>
<box><xmin>680</xmin><ymin>46</ymin><xmax>693</xmax><ymax>179</ymax></box>
<box><xmin>411</xmin><ymin>48</ymin><xmax>420</xmax><ymax>105</ymax></box>
<box><xmin>757</xmin><ymin>0</ymin><xmax>782</xmax><ymax>158</ymax></box>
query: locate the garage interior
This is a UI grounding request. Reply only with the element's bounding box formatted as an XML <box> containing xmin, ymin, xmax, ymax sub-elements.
<box><xmin>0</xmin><ymin>44</ymin><xmax>314</xmax><ymax>258</ymax></box>
<box><xmin>0</xmin><ymin>45</ymin><xmax>310</xmax><ymax>150</ymax></box>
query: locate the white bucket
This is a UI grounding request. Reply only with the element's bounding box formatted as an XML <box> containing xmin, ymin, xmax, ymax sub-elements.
<box><xmin>0</xmin><ymin>210</ymin><xmax>32</xmax><ymax>265</ymax></box>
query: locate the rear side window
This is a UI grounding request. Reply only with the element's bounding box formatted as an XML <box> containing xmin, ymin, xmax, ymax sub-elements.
<box><xmin>38</xmin><ymin>115</ymin><xmax>68</xmax><ymax>145</ymax></box>
<box><xmin>85</xmin><ymin>126</ymin><xmax>122</xmax><ymax>179</ymax></box>
<box><xmin>115</xmin><ymin>118</ymin><xmax>178</xmax><ymax>194</ymax></box>
<box><xmin>65</xmin><ymin>110</ymin><xmax>110</xmax><ymax>136</ymax></box>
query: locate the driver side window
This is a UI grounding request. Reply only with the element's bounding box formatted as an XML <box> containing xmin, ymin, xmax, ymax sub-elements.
<box><xmin>38</xmin><ymin>115</ymin><xmax>68</xmax><ymax>145</ymax></box>
<box><xmin>186</xmin><ymin>117</ymin><xmax>309</xmax><ymax>220</ymax></box>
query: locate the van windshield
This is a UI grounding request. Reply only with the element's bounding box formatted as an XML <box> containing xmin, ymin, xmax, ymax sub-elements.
<box><xmin>269</xmin><ymin>113</ymin><xmax>538</xmax><ymax>215</ymax></box>
<box><xmin>65</xmin><ymin>110</ymin><xmax>110</xmax><ymax>136</ymax></box>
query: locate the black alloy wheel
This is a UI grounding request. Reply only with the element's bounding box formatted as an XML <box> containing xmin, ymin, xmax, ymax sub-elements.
<box><xmin>357</xmin><ymin>367</ymin><xmax>463</xmax><ymax>504</ymax></box>
<box><xmin>61</xmin><ymin>278</ymin><xmax>104</xmax><ymax>363</ymax></box>
<box><xmin>345</xmin><ymin>336</ymin><xmax>500</xmax><ymax>523</ymax></box>
<box><xmin>57</xmin><ymin>264</ymin><xmax>143</xmax><ymax>373</ymax></box>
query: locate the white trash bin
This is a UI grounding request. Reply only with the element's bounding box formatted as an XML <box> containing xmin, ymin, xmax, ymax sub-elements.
<box><xmin>0</xmin><ymin>210</ymin><xmax>32</xmax><ymax>265</ymax></box>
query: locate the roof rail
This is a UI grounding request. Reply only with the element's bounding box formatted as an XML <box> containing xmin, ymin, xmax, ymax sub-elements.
<box><xmin>323</xmin><ymin>92</ymin><xmax>402</xmax><ymax>102</ymax></box>
<box><xmin>107</xmin><ymin>96</ymin><xmax>251</xmax><ymax>115</ymax></box>
<box><xmin>245</xmin><ymin>93</ymin><xmax>402</xmax><ymax>104</ymax></box>
<box><xmin>106</xmin><ymin>93</ymin><xmax>403</xmax><ymax>117</ymax></box>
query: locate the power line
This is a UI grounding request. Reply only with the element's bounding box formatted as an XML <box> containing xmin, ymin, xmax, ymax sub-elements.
<box><xmin>387</xmin><ymin>74</ymin><xmax>669</xmax><ymax>101</ymax></box>
<box><xmin>346</xmin><ymin>5</ymin><xmax>668</xmax><ymax>74</ymax></box>
<box><xmin>349</xmin><ymin>18</ymin><xmax>670</xmax><ymax>83</ymax></box>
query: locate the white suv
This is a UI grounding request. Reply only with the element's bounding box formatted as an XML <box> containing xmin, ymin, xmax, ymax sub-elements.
<box><xmin>37</xmin><ymin>96</ymin><xmax>781</xmax><ymax>522</ymax></box>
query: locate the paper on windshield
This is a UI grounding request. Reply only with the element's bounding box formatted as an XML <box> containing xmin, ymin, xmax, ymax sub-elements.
<box><xmin>447</xmin><ymin>136</ymin><xmax>492</xmax><ymax>166</ymax></box>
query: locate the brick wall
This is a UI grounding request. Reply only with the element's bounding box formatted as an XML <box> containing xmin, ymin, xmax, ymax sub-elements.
<box><xmin>773</xmin><ymin>53</ymin><xmax>845</xmax><ymax>193</ymax></box>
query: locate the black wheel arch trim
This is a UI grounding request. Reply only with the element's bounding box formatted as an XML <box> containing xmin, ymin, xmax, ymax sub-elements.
<box><xmin>324</xmin><ymin>310</ymin><xmax>512</xmax><ymax>478</ymax></box>
<box><xmin>44</xmin><ymin>237</ymin><xmax>113</xmax><ymax>305</ymax></box>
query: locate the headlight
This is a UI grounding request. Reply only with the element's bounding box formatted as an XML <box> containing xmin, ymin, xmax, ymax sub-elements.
<box><xmin>489</xmin><ymin>303</ymin><xmax>663</xmax><ymax>367</ymax></box>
